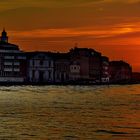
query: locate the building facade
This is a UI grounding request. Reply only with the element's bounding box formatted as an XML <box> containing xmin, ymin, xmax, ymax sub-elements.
<box><xmin>27</xmin><ymin>52</ymin><xmax>54</xmax><ymax>83</ymax></box>
<box><xmin>0</xmin><ymin>29</ymin><xmax>26</xmax><ymax>83</ymax></box>
<box><xmin>69</xmin><ymin>47</ymin><xmax>102</xmax><ymax>83</ymax></box>
<box><xmin>69</xmin><ymin>61</ymin><xmax>80</xmax><ymax>81</ymax></box>
<box><xmin>109</xmin><ymin>61</ymin><xmax>132</xmax><ymax>83</ymax></box>
<box><xmin>53</xmin><ymin>53</ymin><xmax>70</xmax><ymax>83</ymax></box>
<box><xmin>101</xmin><ymin>56</ymin><xmax>109</xmax><ymax>83</ymax></box>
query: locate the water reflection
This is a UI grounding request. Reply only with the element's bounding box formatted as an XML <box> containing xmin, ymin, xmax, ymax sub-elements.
<box><xmin>0</xmin><ymin>85</ymin><xmax>139</xmax><ymax>139</ymax></box>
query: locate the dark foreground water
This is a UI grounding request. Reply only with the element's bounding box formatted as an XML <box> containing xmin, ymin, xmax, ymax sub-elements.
<box><xmin>0</xmin><ymin>85</ymin><xmax>140</xmax><ymax>140</ymax></box>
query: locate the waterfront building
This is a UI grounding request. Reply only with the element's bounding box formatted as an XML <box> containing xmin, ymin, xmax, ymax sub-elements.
<box><xmin>53</xmin><ymin>53</ymin><xmax>70</xmax><ymax>83</ymax></box>
<box><xmin>132</xmin><ymin>72</ymin><xmax>140</xmax><ymax>83</ymax></box>
<box><xmin>69</xmin><ymin>61</ymin><xmax>81</xmax><ymax>81</ymax></box>
<box><xmin>69</xmin><ymin>47</ymin><xmax>102</xmax><ymax>83</ymax></box>
<box><xmin>27</xmin><ymin>52</ymin><xmax>54</xmax><ymax>83</ymax></box>
<box><xmin>109</xmin><ymin>61</ymin><xmax>132</xmax><ymax>83</ymax></box>
<box><xmin>101</xmin><ymin>56</ymin><xmax>109</xmax><ymax>83</ymax></box>
<box><xmin>0</xmin><ymin>29</ymin><xmax>133</xmax><ymax>85</ymax></box>
<box><xmin>0</xmin><ymin>29</ymin><xmax>26</xmax><ymax>83</ymax></box>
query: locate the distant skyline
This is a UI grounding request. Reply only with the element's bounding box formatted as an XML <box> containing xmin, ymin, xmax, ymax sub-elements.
<box><xmin>1</xmin><ymin>0</ymin><xmax>140</xmax><ymax>71</ymax></box>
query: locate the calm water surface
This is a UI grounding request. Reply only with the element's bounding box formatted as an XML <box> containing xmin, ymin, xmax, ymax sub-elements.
<box><xmin>0</xmin><ymin>85</ymin><xmax>140</xmax><ymax>139</ymax></box>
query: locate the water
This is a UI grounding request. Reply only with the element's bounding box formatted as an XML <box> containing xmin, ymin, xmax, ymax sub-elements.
<box><xmin>0</xmin><ymin>85</ymin><xmax>140</xmax><ymax>139</ymax></box>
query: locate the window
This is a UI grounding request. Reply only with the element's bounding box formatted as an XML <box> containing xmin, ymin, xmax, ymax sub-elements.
<box><xmin>57</xmin><ymin>73</ymin><xmax>59</xmax><ymax>80</ymax></box>
<box><xmin>32</xmin><ymin>60</ymin><xmax>34</xmax><ymax>66</ymax></box>
<box><xmin>48</xmin><ymin>70</ymin><xmax>51</xmax><ymax>79</ymax></box>
<box><xmin>39</xmin><ymin>71</ymin><xmax>44</xmax><ymax>81</ymax></box>
<box><xmin>32</xmin><ymin>70</ymin><xmax>35</xmax><ymax>78</ymax></box>
<box><xmin>40</xmin><ymin>60</ymin><xmax>44</xmax><ymax>65</ymax></box>
<box><xmin>14</xmin><ymin>72</ymin><xmax>19</xmax><ymax>76</ymax></box>
<box><xmin>48</xmin><ymin>61</ymin><xmax>51</xmax><ymax>67</ymax></box>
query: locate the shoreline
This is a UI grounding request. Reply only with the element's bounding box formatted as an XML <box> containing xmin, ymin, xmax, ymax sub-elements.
<box><xmin>0</xmin><ymin>81</ymin><xmax>138</xmax><ymax>86</ymax></box>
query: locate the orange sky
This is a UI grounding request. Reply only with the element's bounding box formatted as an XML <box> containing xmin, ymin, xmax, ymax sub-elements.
<box><xmin>1</xmin><ymin>0</ymin><xmax>140</xmax><ymax>71</ymax></box>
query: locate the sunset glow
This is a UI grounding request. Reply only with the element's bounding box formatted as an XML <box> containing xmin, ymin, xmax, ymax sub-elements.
<box><xmin>2</xmin><ymin>0</ymin><xmax>140</xmax><ymax>71</ymax></box>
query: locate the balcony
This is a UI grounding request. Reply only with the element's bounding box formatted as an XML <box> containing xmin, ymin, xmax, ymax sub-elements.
<box><xmin>17</xmin><ymin>56</ymin><xmax>26</xmax><ymax>60</ymax></box>
<box><xmin>4</xmin><ymin>68</ymin><xmax>13</xmax><ymax>72</ymax></box>
<box><xmin>4</xmin><ymin>56</ymin><xmax>14</xmax><ymax>59</ymax></box>
<box><xmin>4</xmin><ymin>62</ymin><xmax>12</xmax><ymax>65</ymax></box>
<box><xmin>14</xmin><ymin>68</ymin><xmax>20</xmax><ymax>72</ymax></box>
<box><xmin>14</xmin><ymin>62</ymin><xmax>20</xmax><ymax>65</ymax></box>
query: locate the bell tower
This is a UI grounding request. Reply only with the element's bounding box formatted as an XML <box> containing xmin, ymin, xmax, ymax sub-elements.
<box><xmin>0</xmin><ymin>28</ymin><xmax>8</xmax><ymax>43</ymax></box>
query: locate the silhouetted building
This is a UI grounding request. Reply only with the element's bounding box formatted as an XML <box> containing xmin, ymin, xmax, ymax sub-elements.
<box><xmin>109</xmin><ymin>61</ymin><xmax>132</xmax><ymax>83</ymax></box>
<box><xmin>0</xmin><ymin>29</ymin><xmax>27</xmax><ymax>83</ymax></box>
<box><xmin>69</xmin><ymin>47</ymin><xmax>102</xmax><ymax>83</ymax></box>
<box><xmin>27</xmin><ymin>52</ymin><xmax>54</xmax><ymax>83</ymax></box>
<box><xmin>132</xmin><ymin>72</ymin><xmax>140</xmax><ymax>83</ymax></box>
<box><xmin>53</xmin><ymin>53</ymin><xmax>70</xmax><ymax>83</ymax></box>
<box><xmin>69</xmin><ymin>61</ymin><xmax>80</xmax><ymax>81</ymax></box>
<box><xmin>0</xmin><ymin>29</ymin><xmax>133</xmax><ymax>85</ymax></box>
<box><xmin>101</xmin><ymin>56</ymin><xmax>109</xmax><ymax>83</ymax></box>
